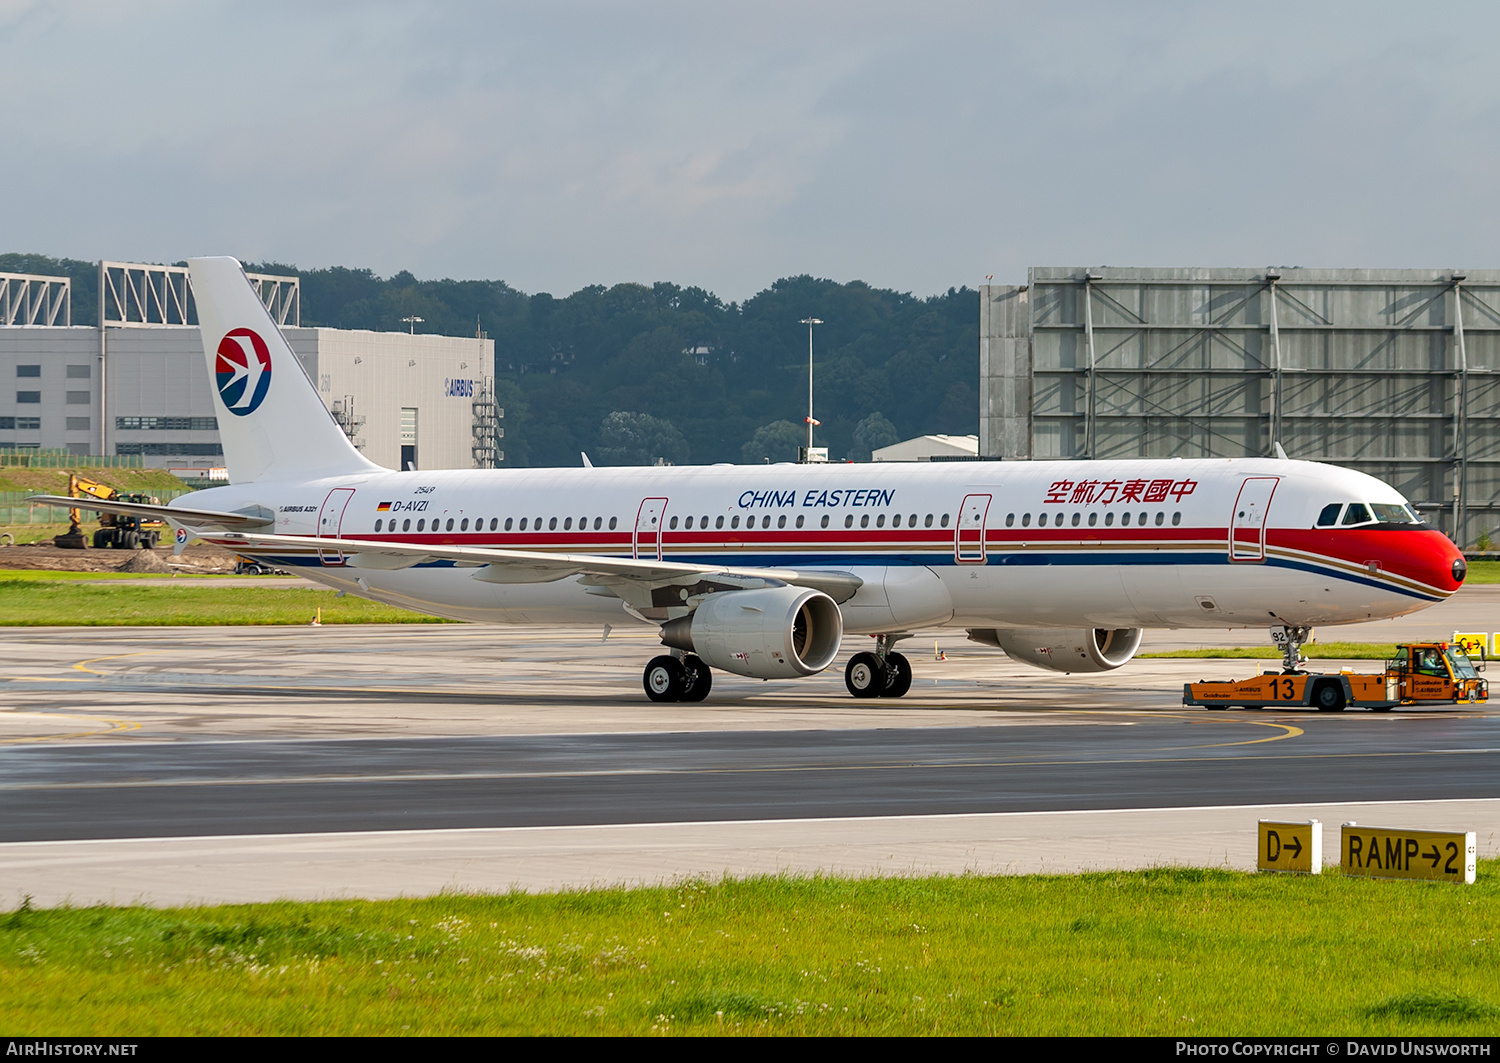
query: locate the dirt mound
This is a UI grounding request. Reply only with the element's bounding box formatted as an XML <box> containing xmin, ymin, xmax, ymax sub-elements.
<box><xmin>115</xmin><ymin>549</ymin><xmax>175</xmax><ymax>574</ymax></box>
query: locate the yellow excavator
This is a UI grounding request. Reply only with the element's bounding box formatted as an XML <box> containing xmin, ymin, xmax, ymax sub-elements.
<box><xmin>53</xmin><ymin>474</ymin><xmax>165</xmax><ymax>550</ymax></box>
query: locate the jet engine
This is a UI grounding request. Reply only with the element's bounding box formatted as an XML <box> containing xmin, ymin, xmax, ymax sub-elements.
<box><xmin>660</xmin><ymin>586</ymin><xmax>843</xmax><ymax>680</ymax></box>
<box><xmin>966</xmin><ymin>627</ymin><xmax>1143</xmax><ymax>674</ymax></box>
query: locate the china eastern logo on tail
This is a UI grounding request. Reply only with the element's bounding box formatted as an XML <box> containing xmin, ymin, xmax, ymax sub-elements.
<box><xmin>215</xmin><ymin>328</ymin><xmax>272</xmax><ymax>416</ymax></box>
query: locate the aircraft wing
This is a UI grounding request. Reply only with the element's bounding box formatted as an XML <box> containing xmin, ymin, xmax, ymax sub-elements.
<box><xmin>208</xmin><ymin>530</ymin><xmax>863</xmax><ymax>603</ymax></box>
<box><xmin>25</xmin><ymin>495</ymin><xmax>274</xmax><ymax>529</ymax></box>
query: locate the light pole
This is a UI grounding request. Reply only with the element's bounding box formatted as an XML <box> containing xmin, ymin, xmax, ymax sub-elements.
<box><xmin>799</xmin><ymin>317</ymin><xmax>822</xmax><ymax>459</ymax></box>
<box><xmin>402</xmin><ymin>315</ymin><xmax>424</xmax><ymax>334</ymax></box>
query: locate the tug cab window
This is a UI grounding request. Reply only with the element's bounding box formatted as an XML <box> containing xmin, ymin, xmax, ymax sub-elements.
<box><xmin>1414</xmin><ymin>647</ymin><xmax>1448</xmax><ymax>678</ymax></box>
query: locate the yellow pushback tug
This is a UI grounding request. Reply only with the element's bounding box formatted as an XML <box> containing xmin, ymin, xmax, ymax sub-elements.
<box><xmin>1183</xmin><ymin>642</ymin><xmax>1488</xmax><ymax>712</ymax></box>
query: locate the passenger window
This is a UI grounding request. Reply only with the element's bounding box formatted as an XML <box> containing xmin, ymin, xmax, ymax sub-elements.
<box><xmin>1006</xmin><ymin>513</ymin><xmax>1015</xmax><ymax>527</ymax></box>
<box><xmin>861</xmin><ymin>514</ymin><xmax>870</xmax><ymax>528</ymax></box>
<box><xmin>609</xmin><ymin>516</ymin><xmax>618</xmax><ymax>530</ymax></box>
<box><xmin>548</xmin><ymin>517</ymin><xmax>557</xmax><ymax>530</ymax></box>
<box><xmin>402</xmin><ymin>518</ymin><xmax>411</xmax><ymax>532</ymax></box>
<box><xmin>876</xmin><ymin>514</ymin><xmax>885</xmax><ymax>528</ymax></box>
<box><xmin>715</xmin><ymin>515</ymin><xmax>724</xmax><ymax>529</ymax></box>
<box><xmin>1172</xmin><ymin>512</ymin><xmax>1181</xmax><ymax>526</ymax></box>
<box><xmin>417</xmin><ymin>519</ymin><xmax>426</xmax><ymax>531</ymax></box>
<box><xmin>924</xmin><ymin>514</ymin><xmax>934</xmax><ymax>528</ymax></box>
<box><xmin>519</xmin><ymin>517</ymin><xmax>528</xmax><ymax>530</ymax></box>
<box><xmin>1105</xmin><ymin>512</ymin><xmax>1114</xmax><ymax>526</ymax></box>
<box><xmin>1138</xmin><ymin>512</ymin><xmax>1147</xmax><ymax>525</ymax></box>
<box><xmin>731</xmin><ymin>515</ymin><xmax>740</xmax><ymax>529</ymax></box>
<box><xmin>564</xmin><ymin>517</ymin><xmax>573</xmax><ymax>530</ymax></box>
<box><xmin>700</xmin><ymin>516</ymin><xmax>708</xmax><ymax>528</ymax></box>
<box><xmin>1037</xmin><ymin>513</ymin><xmax>1048</xmax><ymax>528</ymax></box>
<box><xmin>778</xmin><ymin>514</ymin><xmax>787</xmax><ymax>529</ymax></box>
<box><xmin>374</xmin><ymin>519</ymin><xmax>383</xmax><ymax>532</ymax></box>
<box><xmin>684</xmin><ymin>516</ymin><xmax>694</xmax><ymax>529</ymax></box>
<box><xmin>1087</xmin><ymin>513</ymin><xmax>1097</xmax><ymax>526</ymax></box>
<box><xmin>461</xmin><ymin>518</ymin><xmax>469</xmax><ymax>531</ymax></box>
<box><xmin>667</xmin><ymin>516</ymin><xmax>677</xmax><ymax>530</ymax></box>
<box><xmin>820</xmin><ymin>515</ymin><xmax>829</xmax><ymax>528</ymax></box>
<box><xmin>1120</xmin><ymin>513</ymin><xmax>1130</xmax><ymax>526</ymax></box>
<box><xmin>595</xmin><ymin>517</ymin><xmax>603</xmax><ymax>530</ymax></box>
<box><xmin>1155</xmin><ymin>512</ymin><xmax>1164</xmax><ymax>526</ymax></box>
<box><xmin>1342</xmin><ymin>503</ymin><xmax>1372</xmax><ymax>526</ymax></box>
<box><xmin>446</xmin><ymin>518</ymin><xmax>454</xmax><ymax>531</ymax></box>
<box><xmin>909</xmin><ymin>514</ymin><xmax>917</xmax><ymax>526</ymax></box>
<box><xmin>941</xmin><ymin>514</ymin><xmax>950</xmax><ymax>528</ymax></box>
<box><xmin>891</xmin><ymin>514</ymin><xmax>901</xmax><ymax>528</ymax></box>
<box><xmin>845</xmin><ymin>515</ymin><xmax>854</xmax><ymax>528</ymax></box>
<box><xmin>1021</xmin><ymin>513</ymin><xmax>1031</xmax><ymax>527</ymax></box>
<box><xmin>1316</xmin><ymin>503</ymin><xmax>1342</xmax><ymax>527</ymax></box>
<box><xmin>1071</xmin><ymin>513</ymin><xmax>1081</xmax><ymax>527</ymax></box>
<box><xmin>796</xmin><ymin>514</ymin><xmax>805</xmax><ymax>528</ymax></box>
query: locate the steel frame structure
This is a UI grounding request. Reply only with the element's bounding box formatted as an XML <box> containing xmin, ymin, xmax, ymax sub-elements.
<box><xmin>0</xmin><ymin>273</ymin><xmax>71</xmax><ymax>326</ymax></box>
<box><xmin>981</xmin><ymin>268</ymin><xmax>1500</xmax><ymax>548</ymax></box>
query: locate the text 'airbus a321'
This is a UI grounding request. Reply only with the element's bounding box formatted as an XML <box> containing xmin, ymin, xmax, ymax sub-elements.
<box><xmin>35</xmin><ymin>258</ymin><xmax>1467</xmax><ymax>703</ymax></box>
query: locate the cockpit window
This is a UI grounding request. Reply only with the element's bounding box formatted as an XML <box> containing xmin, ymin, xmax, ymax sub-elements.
<box><xmin>1341</xmin><ymin>503</ymin><xmax>1374</xmax><ymax>526</ymax></box>
<box><xmin>1316</xmin><ymin>504</ymin><xmax>1342</xmax><ymax>527</ymax></box>
<box><xmin>1370</xmin><ymin>503</ymin><xmax>1419</xmax><ymax>524</ymax></box>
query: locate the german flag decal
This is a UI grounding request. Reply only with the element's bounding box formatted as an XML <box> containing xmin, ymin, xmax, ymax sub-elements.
<box><xmin>376</xmin><ymin>501</ymin><xmax>392</xmax><ymax>512</ymax></box>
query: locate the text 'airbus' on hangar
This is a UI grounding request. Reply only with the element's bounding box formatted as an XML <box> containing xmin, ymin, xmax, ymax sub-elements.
<box><xmin>0</xmin><ymin>262</ymin><xmax>502</xmax><ymax>476</ymax></box>
<box><xmin>981</xmin><ymin>267</ymin><xmax>1500</xmax><ymax>548</ymax></box>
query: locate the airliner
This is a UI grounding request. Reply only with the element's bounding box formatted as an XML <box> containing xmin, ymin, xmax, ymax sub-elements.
<box><xmin>35</xmin><ymin>258</ymin><xmax>1468</xmax><ymax>703</ymax></box>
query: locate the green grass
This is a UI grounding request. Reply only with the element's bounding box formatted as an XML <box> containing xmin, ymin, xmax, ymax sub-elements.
<box><xmin>0</xmin><ymin>578</ymin><xmax>449</xmax><ymax>625</ymax></box>
<box><xmin>1465</xmin><ymin>559</ymin><xmax>1500</xmax><ymax>583</ymax></box>
<box><xmin>1145</xmin><ymin>643</ymin><xmax>1402</xmax><ymax>660</ymax></box>
<box><xmin>3</xmin><ymin>866</ymin><xmax>1498</xmax><ymax>1036</ymax></box>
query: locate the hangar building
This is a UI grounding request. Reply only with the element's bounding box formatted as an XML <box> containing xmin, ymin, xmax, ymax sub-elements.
<box><xmin>0</xmin><ymin>262</ymin><xmax>501</xmax><ymax>476</ymax></box>
<box><xmin>980</xmin><ymin>267</ymin><xmax>1500</xmax><ymax>548</ymax></box>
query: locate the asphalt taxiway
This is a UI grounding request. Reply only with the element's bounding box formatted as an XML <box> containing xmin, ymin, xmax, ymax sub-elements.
<box><xmin>1</xmin><ymin>588</ymin><xmax>1497</xmax><ymax>907</ymax></box>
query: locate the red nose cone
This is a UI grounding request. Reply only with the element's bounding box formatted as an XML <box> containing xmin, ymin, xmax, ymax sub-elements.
<box><xmin>1428</xmin><ymin>532</ymin><xmax>1467</xmax><ymax>593</ymax></box>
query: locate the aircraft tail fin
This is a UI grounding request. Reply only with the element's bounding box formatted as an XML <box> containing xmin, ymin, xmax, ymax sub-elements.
<box><xmin>189</xmin><ymin>257</ymin><xmax>381</xmax><ymax>483</ymax></box>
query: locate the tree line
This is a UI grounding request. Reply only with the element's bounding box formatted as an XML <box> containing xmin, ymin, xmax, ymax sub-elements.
<box><xmin>3</xmin><ymin>253</ymin><xmax>979</xmax><ymax>467</ymax></box>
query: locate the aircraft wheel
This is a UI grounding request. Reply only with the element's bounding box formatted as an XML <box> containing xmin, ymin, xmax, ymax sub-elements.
<box><xmin>882</xmin><ymin>652</ymin><xmax>913</xmax><ymax>698</ymax></box>
<box><xmin>679</xmin><ymin>655</ymin><xmax>712</xmax><ymax>702</ymax></box>
<box><xmin>845</xmin><ymin>652</ymin><xmax>887</xmax><ymax>698</ymax></box>
<box><xmin>644</xmin><ymin>655</ymin><xmax>686</xmax><ymax>703</ymax></box>
<box><xmin>1314</xmin><ymin>681</ymin><xmax>1346</xmax><ymax>713</ymax></box>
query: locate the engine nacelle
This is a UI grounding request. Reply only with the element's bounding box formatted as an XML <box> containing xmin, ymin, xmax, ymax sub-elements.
<box><xmin>967</xmin><ymin>627</ymin><xmax>1143</xmax><ymax>674</ymax></box>
<box><xmin>660</xmin><ymin>586</ymin><xmax>843</xmax><ymax>680</ymax></box>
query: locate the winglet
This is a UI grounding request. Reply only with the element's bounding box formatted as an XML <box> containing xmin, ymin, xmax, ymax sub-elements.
<box><xmin>1274</xmin><ymin>442</ymin><xmax>1290</xmax><ymax>460</ymax></box>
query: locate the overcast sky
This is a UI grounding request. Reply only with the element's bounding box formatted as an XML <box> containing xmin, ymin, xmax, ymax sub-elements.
<box><xmin>3</xmin><ymin>1</ymin><xmax>1497</xmax><ymax>299</ymax></box>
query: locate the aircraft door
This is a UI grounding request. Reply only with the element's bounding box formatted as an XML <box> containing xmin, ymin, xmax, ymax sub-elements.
<box><xmin>1229</xmin><ymin>477</ymin><xmax>1279</xmax><ymax>563</ymax></box>
<box><xmin>317</xmin><ymin>487</ymin><xmax>356</xmax><ymax>565</ymax></box>
<box><xmin>955</xmin><ymin>493</ymin><xmax>992</xmax><ymax>563</ymax></box>
<box><xmin>634</xmin><ymin>497</ymin><xmax>668</xmax><ymax>560</ymax></box>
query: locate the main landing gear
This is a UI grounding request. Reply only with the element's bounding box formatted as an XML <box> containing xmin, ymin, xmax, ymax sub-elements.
<box><xmin>845</xmin><ymin>634</ymin><xmax>913</xmax><ymax>699</ymax></box>
<box><xmin>643</xmin><ymin>653</ymin><xmax>712</xmax><ymax>703</ymax></box>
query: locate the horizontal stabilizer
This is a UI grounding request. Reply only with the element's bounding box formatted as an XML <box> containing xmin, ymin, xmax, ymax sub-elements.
<box><xmin>26</xmin><ymin>495</ymin><xmax>273</xmax><ymax>529</ymax></box>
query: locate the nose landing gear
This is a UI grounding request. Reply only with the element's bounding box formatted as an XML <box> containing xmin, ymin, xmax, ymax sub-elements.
<box><xmin>1270</xmin><ymin>623</ymin><xmax>1312</xmax><ymax>673</ymax></box>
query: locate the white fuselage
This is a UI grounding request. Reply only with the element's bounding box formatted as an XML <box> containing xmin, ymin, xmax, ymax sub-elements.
<box><xmin>185</xmin><ymin>456</ymin><xmax>1461</xmax><ymax>634</ymax></box>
